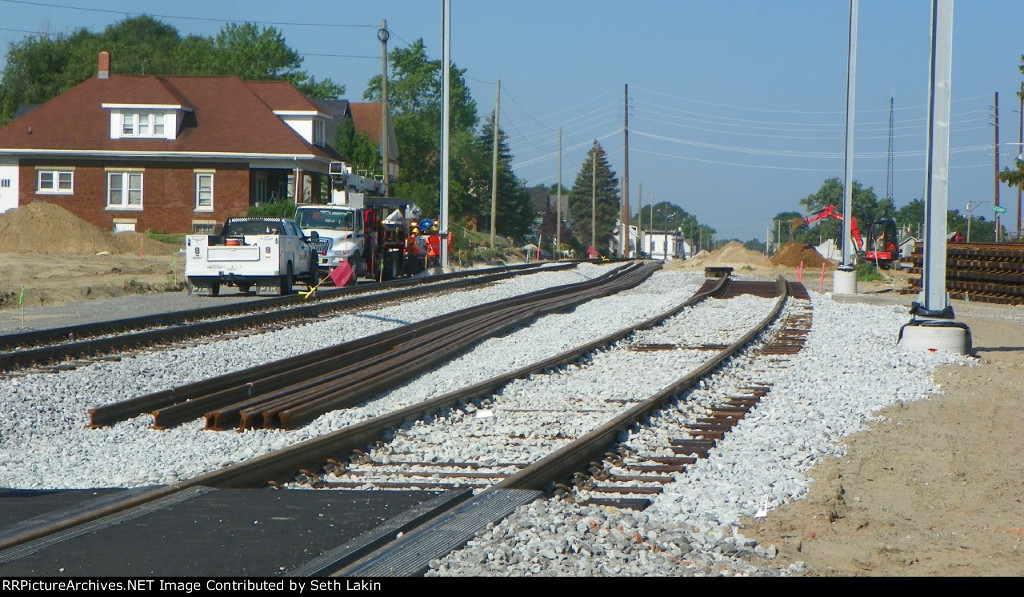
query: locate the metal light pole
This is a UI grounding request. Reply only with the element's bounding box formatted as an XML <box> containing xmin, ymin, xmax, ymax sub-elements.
<box><xmin>898</xmin><ymin>0</ymin><xmax>971</xmax><ymax>355</ymax></box>
<box><xmin>439</xmin><ymin>0</ymin><xmax>451</xmax><ymax>269</ymax></box>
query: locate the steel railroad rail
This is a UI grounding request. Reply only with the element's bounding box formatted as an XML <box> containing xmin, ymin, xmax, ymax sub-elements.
<box><xmin>89</xmin><ymin>261</ymin><xmax>659</xmax><ymax>430</ymax></box>
<box><xmin>0</xmin><ymin>262</ymin><xmax>564</xmax><ymax>372</ymax></box>
<box><xmin>334</xmin><ymin>278</ymin><xmax>810</xmax><ymax>577</ymax></box>
<box><xmin>0</xmin><ymin>274</ymin><xmax>809</xmax><ymax>578</ymax></box>
<box><xmin>0</xmin><ymin>268</ymin><xmax>726</xmax><ymax>559</ymax></box>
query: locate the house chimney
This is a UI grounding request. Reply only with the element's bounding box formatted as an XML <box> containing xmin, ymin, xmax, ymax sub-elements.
<box><xmin>98</xmin><ymin>51</ymin><xmax>110</xmax><ymax>79</ymax></box>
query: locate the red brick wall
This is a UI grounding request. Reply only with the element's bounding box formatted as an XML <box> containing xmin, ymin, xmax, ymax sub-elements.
<box><xmin>20</xmin><ymin>160</ymin><xmax>253</xmax><ymax>233</ymax></box>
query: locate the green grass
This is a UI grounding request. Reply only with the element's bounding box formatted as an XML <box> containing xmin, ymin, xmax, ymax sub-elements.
<box><xmin>855</xmin><ymin>262</ymin><xmax>887</xmax><ymax>282</ymax></box>
<box><xmin>145</xmin><ymin>231</ymin><xmax>185</xmax><ymax>246</ymax></box>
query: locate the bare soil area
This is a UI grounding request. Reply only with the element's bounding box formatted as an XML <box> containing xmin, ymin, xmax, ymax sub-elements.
<box><xmin>1</xmin><ymin>209</ymin><xmax>1021</xmax><ymax>576</ymax></box>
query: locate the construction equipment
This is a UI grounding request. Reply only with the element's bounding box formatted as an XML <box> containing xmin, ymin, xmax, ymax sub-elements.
<box><xmin>791</xmin><ymin>205</ymin><xmax>899</xmax><ymax>268</ymax></box>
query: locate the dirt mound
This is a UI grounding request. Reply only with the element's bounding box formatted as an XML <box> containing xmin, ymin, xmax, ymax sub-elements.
<box><xmin>770</xmin><ymin>241</ymin><xmax>835</xmax><ymax>268</ymax></box>
<box><xmin>684</xmin><ymin>241</ymin><xmax>768</xmax><ymax>268</ymax></box>
<box><xmin>0</xmin><ymin>201</ymin><xmax>179</xmax><ymax>256</ymax></box>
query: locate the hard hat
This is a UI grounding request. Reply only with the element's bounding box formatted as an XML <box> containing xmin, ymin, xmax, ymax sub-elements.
<box><xmin>419</xmin><ymin>218</ymin><xmax>434</xmax><ymax>230</ymax></box>
<box><xmin>411</xmin><ymin>227</ymin><xmax>419</xmax><ymax>233</ymax></box>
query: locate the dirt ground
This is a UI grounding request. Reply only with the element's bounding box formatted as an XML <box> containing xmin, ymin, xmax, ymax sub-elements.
<box><xmin>1</xmin><ymin>230</ymin><xmax>1021</xmax><ymax>576</ymax></box>
<box><xmin>0</xmin><ymin>251</ymin><xmax>185</xmax><ymax>309</ymax></box>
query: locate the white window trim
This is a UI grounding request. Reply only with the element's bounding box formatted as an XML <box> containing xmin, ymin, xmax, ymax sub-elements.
<box><xmin>106</xmin><ymin>169</ymin><xmax>144</xmax><ymax>211</ymax></box>
<box><xmin>195</xmin><ymin>171</ymin><xmax>214</xmax><ymax>212</ymax></box>
<box><xmin>36</xmin><ymin>168</ymin><xmax>74</xmax><ymax>195</ymax></box>
<box><xmin>107</xmin><ymin>108</ymin><xmax>173</xmax><ymax>140</ymax></box>
<box><xmin>111</xmin><ymin>218</ymin><xmax>137</xmax><ymax>232</ymax></box>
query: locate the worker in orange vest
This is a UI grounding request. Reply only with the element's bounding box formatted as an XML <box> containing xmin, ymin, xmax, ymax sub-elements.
<box><xmin>426</xmin><ymin>224</ymin><xmax>441</xmax><ymax>268</ymax></box>
<box><xmin>405</xmin><ymin>223</ymin><xmax>421</xmax><ymax>275</ymax></box>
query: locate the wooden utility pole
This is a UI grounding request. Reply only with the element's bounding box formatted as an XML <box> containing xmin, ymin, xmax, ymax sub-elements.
<box><xmin>490</xmin><ymin>80</ymin><xmax>500</xmax><ymax>249</ymax></box>
<box><xmin>591</xmin><ymin>149</ymin><xmax>596</xmax><ymax>252</ymax></box>
<box><xmin>621</xmin><ymin>84</ymin><xmax>630</xmax><ymax>258</ymax></box>
<box><xmin>994</xmin><ymin>91</ymin><xmax>1001</xmax><ymax>242</ymax></box>
<box><xmin>556</xmin><ymin>128</ymin><xmax>562</xmax><ymax>253</ymax></box>
<box><xmin>378</xmin><ymin>20</ymin><xmax>390</xmax><ymax>197</ymax></box>
<box><xmin>637</xmin><ymin>182</ymin><xmax>643</xmax><ymax>257</ymax></box>
<box><xmin>1018</xmin><ymin>83</ymin><xmax>1023</xmax><ymax>239</ymax></box>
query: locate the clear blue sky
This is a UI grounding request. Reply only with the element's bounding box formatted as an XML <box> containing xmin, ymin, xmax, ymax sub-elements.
<box><xmin>2</xmin><ymin>0</ymin><xmax>1022</xmax><ymax>241</ymax></box>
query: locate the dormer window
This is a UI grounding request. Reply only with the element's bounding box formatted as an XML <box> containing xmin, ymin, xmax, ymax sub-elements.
<box><xmin>104</xmin><ymin>104</ymin><xmax>186</xmax><ymax>140</ymax></box>
<box><xmin>121</xmin><ymin>111</ymin><xmax>166</xmax><ymax>137</ymax></box>
<box><xmin>275</xmin><ymin>110</ymin><xmax>330</xmax><ymax>146</ymax></box>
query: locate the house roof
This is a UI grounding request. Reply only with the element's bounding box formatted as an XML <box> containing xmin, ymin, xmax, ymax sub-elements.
<box><xmin>316</xmin><ymin>99</ymin><xmax>398</xmax><ymax>159</ymax></box>
<box><xmin>348</xmin><ymin>102</ymin><xmax>383</xmax><ymax>144</ymax></box>
<box><xmin>0</xmin><ymin>74</ymin><xmax>339</xmax><ymax>161</ymax></box>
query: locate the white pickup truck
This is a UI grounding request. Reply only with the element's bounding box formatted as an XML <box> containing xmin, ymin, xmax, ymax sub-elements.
<box><xmin>184</xmin><ymin>217</ymin><xmax>319</xmax><ymax>296</ymax></box>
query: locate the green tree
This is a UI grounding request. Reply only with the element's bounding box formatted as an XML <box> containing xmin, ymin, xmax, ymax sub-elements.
<box><xmin>769</xmin><ymin>211</ymin><xmax>806</xmax><ymax>248</ymax></box>
<box><xmin>363</xmin><ymin>39</ymin><xmax>478</xmax><ymax>218</ymax></box>
<box><xmin>895</xmin><ymin>199</ymin><xmax>924</xmax><ymax>237</ymax></box>
<box><xmin>0</xmin><ymin>16</ymin><xmax>344</xmax><ymax>125</ymax></box>
<box><xmin>744</xmin><ymin>238</ymin><xmax>766</xmax><ymax>253</ymax></box>
<box><xmin>330</xmin><ymin>115</ymin><xmax>380</xmax><ymax>174</ymax></box>
<box><xmin>797</xmin><ymin>178</ymin><xmax>882</xmax><ymax>246</ymax></box>
<box><xmin>469</xmin><ymin>115</ymin><xmax>534</xmax><ymax>240</ymax></box>
<box><xmin>198</xmin><ymin>23</ymin><xmax>343</xmax><ymax>99</ymax></box>
<box><xmin>568</xmin><ymin>142</ymin><xmax>620</xmax><ymax>252</ymax></box>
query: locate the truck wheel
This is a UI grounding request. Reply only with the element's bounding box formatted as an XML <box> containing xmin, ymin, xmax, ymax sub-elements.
<box><xmin>280</xmin><ymin>263</ymin><xmax>294</xmax><ymax>295</ymax></box>
<box><xmin>237</xmin><ymin>283</ymin><xmax>252</xmax><ymax>294</ymax></box>
<box><xmin>306</xmin><ymin>255</ymin><xmax>319</xmax><ymax>286</ymax></box>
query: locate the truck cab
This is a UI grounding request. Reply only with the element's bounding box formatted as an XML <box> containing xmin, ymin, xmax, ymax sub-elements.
<box><xmin>294</xmin><ymin>204</ymin><xmax>370</xmax><ymax>279</ymax></box>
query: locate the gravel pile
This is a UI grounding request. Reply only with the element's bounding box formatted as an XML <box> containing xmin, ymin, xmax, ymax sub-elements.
<box><xmin>0</xmin><ymin>264</ymin><xmax>973</xmax><ymax>576</ymax></box>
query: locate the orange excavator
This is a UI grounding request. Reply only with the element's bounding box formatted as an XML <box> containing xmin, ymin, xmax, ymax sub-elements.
<box><xmin>791</xmin><ymin>205</ymin><xmax>899</xmax><ymax>268</ymax></box>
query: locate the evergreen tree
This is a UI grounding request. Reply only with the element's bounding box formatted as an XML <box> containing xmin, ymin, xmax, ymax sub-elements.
<box><xmin>470</xmin><ymin>115</ymin><xmax>534</xmax><ymax>240</ymax></box>
<box><xmin>568</xmin><ymin>142</ymin><xmax>620</xmax><ymax>253</ymax></box>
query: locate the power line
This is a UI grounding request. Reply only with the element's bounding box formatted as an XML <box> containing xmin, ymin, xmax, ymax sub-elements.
<box><xmin>0</xmin><ymin>0</ymin><xmax>376</xmax><ymax>28</ymax></box>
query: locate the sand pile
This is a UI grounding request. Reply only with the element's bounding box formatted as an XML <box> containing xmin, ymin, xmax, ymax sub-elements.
<box><xmin>0</xmin><ymin>201</ymin><xmax>179</xmax><ymax>256</ymax></box>
<box><xmin>770</xmin><ymin>241</ymin><xmax>835</xmax><ymax>268</ymax></box>
<box><xmin>684</xmin><ymin>241</ymin><xmax>769</xmax><ymax>268</ymax></box>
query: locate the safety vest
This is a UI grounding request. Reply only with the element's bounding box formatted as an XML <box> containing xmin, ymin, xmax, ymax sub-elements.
<box><xmin>427</xmin><ymin>234</ymin><xmax>441</xmax><ymax>257</ymax></box>
<box><xmin>405</xmin><ymin>234</ymin><xmax>420</xmax><ymax>255</ymax></box>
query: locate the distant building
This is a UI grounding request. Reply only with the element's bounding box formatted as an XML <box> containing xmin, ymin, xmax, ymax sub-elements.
<box><xmin>0</xmin><ymin>51</ymin><xmax>396</xmax><ymax>234</ymax></box>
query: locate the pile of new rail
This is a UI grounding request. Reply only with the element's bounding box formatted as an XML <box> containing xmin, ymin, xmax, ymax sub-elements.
<box><xmin>89</xmin><ymin>261</ymin><xmax>660</xmax><ymax>431</ymax></box>
<box><xmin>904</xmin><ymin>241</ymin><xmax>1024</xmax><ymax>305</ymax></box>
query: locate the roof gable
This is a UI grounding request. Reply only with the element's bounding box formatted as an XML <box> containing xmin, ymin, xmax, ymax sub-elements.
<box><xmin>0</xmin><ymin>75</ymin><xmax>337</xmax><ymax>159</ymax></box>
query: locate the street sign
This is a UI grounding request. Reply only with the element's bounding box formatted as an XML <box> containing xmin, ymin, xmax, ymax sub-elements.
<box><xmin>993</xmin><ymin>205</ymin><xmax>1007</xmax><ymax>214</ymax></box>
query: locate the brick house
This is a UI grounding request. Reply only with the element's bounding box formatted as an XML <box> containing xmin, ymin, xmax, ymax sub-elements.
<box><xmin>0</xmin><ymin>52</ymin><xmax>392</xmax><ymax>234</ymax></box>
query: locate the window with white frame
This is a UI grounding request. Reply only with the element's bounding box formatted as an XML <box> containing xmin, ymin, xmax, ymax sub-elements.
<box><xmin>107</xmin><ymin>171</ymin><xmax>143</xmax><ymax>209</ymax></box>
<box><xmin>195</xmin><ymin>172</ymin><xmax>214</xmax><ymax>211</ymax></box>
<box><xmin>313</xmin><ymin>118</ymin><xmax>325</xmax><ymax>146</ymax></box>
<box><xmin>121</xmin><ymin>112</ymin><xmax>166</xmax><ymax>138</ymax></box>
<box><xmin>36</xmin><ymin>169</ymin><xmax>74</xmax><ymax>194</ymax></box>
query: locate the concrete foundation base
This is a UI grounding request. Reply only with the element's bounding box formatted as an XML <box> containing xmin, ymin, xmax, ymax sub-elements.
<box><xmin>897</xmin><ymin>321</ymin><xmax>973</xmax><ymax>355</ymax></box>
<box><xmin>833</xmin><ymin>268</ymin><xmax>857</xmax><ymax>295</ymax></box>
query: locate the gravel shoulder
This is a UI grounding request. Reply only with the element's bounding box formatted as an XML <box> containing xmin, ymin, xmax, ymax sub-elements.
<box><xmin>739</xmin><ymin>297</ymin><xmax>1024</xmax><ymax>576</ymax></box>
